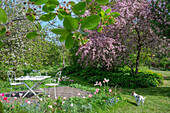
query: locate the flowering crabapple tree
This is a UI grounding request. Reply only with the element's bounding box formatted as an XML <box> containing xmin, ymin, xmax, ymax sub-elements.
<box><xmin>77</xmin><ymin>0</ymin><xmax>167</xmax><ymax>74</ymax></box>
<box><xmin>150</xmin><ymin>0</ymin><xmax>170</xmax><ymax>40</ymax></box>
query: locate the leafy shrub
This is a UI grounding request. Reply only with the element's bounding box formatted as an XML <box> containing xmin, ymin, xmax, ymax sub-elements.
<box><xmin>62</xmin><ymin>66</ymin><xmax>164</xmax><ymax>88</ymax></box>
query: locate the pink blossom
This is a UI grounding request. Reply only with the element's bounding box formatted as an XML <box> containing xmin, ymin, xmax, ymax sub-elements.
<box><xmin>96</xmin><ymin>88</ymin><xmax>100</xmax><ymax>93</ymax></box>
<box><xmin>109</xmin><ymin>89</ymin><xmax>112</xmax><ymax>92</ymax></box>
<box><xmin>94</xmin><ymin>92</ymin><xmax>96</xmax><ymax>94</ymax></box>
<box><xmin>89</xmin><ymin>94</ymin><xmax>92</xmax><ymax>98</ymax></box>
<box><xmin>11</xmin><ymin>106</ymin><xmax>14</xmax><ymax>109</ymax></box>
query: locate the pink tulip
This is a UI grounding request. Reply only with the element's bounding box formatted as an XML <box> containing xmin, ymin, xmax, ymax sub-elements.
<box><xmin>3</xmin><ymin>97</ymin><xmax>8</xmax><ymax>101</ymax></box>
<box><xmin>89</xmin><ymin>94</ymin><xmax>92</xmax><ymax>98</ymax></box>
<box><xmin>96</xmin><ymin>88</ymin><xmax>100</xmax><ymax>93</ymax></box>
<box><xmin>109</xmin><ymin>89</ymin><xmax>112</xmax><ymax>92</ymax></box>
<box><xmin>0</xmin><ymin>93</ymin><xmax>4</xmax><ymax>97</ymax></box>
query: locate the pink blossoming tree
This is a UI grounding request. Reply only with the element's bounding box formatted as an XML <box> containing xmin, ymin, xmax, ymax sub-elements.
<box><xmin>77</xmin><ymin>0</ymin><xmax>166</xmax><ymax>74</ymax></box>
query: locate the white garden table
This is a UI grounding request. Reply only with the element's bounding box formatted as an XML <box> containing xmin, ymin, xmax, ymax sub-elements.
<box><xmin>15</xmin><ymin>76</ymin><xmax>51</xmax><ymax>99</ymax></box>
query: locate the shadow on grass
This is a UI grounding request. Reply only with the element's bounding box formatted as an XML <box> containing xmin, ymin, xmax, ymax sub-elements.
<box><xmin>164</xmin><ymin>76</ymin><xmax>170</xmax><ymax>80</ymax></box>
<box><xmin>121</xmin><ymin>87</ymin><xmax>170</xmax><ymax>97</ymax></box>
<box><xmin>127</xmin><ymin>100</ymin><xmax>137</xmax><ymax>106</ymax></box>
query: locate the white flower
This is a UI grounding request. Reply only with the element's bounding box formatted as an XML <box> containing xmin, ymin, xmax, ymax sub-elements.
<box><xmin>82</xmin><ymin>96</ymin><xmax>86</xmax><ymax>99</ymax></box>
<box><xmin>19</xmin><ymin>93</ymin><xmax>23</xmax><ymax>97</ymax></box>
<box><xmin>70</xmin><ymin>104</ymin><xmax>73</xmax><ymax>107</ymax></box>
<box><xmin>78</xmin><ymin>93</ymin><xmax>80</xmax><ymax>96</ymax></box>
<box><xmin>48</xmin><ymin>95</ymin><xmax>50</xmax><ymax>97</ymax></box>
<box><xmin>12</xmin><ymin>93</ymin><xmax>15</xmax><ymax>96</ymax></box>
<box><xmin>27</xmin><ymin>101</ymin><xmax>31</xmax><ymax>104</ymax></box>
<box><xmin>62</xmin><ymin>101</ymin><xmax>65</xmax><ymax>105</ymax></box>
<box><xmin>48</xmin><ymin>105</ymin><xmax>52</xmax><ymax>109</ymax></box>
<box><xmin>63</xmin><ymin>97</ymin><xmax>66</xmax><ymax>100</ymax></box>
<box><xmin>40</xmin><ymin>98</ymin><xmax>43</xmax><ymax>101</ymax></box>
<box><xmin>14</xmin><ymin>97</ymin><xmax>17</xmax><ymax>100</ymax></box>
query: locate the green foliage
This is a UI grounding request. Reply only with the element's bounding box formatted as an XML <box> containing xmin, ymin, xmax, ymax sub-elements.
<box><xmin>35</xmin><ymin>22</ymin><xmax>42</xmax><ymax>30</ymax></box>
<box><xmin>63</xmin><ymin>16</ymin><xmax>78</xmax><ymax>31</ymax></box>
<box><xmin>29</xmin><ymin>0</ymin><xmax>48</xmax><ymax>5</ymax></box>
<box><xmin>42</xmin><ymin>0</ymin><xmax>59</xmax><ymax>12</ymax></box>
<box><xmin>17</xmin><ymin>111</ymin><xmax>28</xmax><ymax>113</ymax></box>
<box><xmin>26</xmin><ymin>32</ymin><xmax>38</xmax><ymax>39</ymax></box>
<box><xmin>0</xmin><ymin>27</ymin><xmax>6</xmax><ymax>36</ymax></box>
<box><xmin>65</xmin><ymin>33</ymin><xmax>75</xmax><ymax>49</ymax></box>
<box><xmin>51</xmin><ymin>28</ymin><xmax>70</xmax><ymax>36</ymax></box>
<box><xmin>96</xmin><ymin>0</ymin><xmax>109</xmax><ymax>5</ymax></box>
<box><xmin>159</xmin><ymin>58</ymin><xmax>170</xmax><ymax>69</ymax></box>
<box><xmin>40</xmin><ymin>13</ymin><xmax>56</xmax><ymax>21</ymax></box>
<box><xmin>0</xmin><ymin>40</ymin><xmax>3</xmax><ymax>47</ymax></box>
<box><xmin>81</xmin><ymin>15</ymin><xmax>100</xmax><ymax>30</ymax></box>
<box><xmin>72</xmin><ymin>2</ymin><xmax>86</xmax><ymax>15</ymax></box>
<box><xmin>26</xmin><ymin>8</ymin><xmax>35</xmax><ymax>22</ymax></box>
<box><xmin>62</xmin><ymin>66</ymin><xmax>164</xmax><ymax>88</ymax></box>
<box><xmin>0</xmin><ymin>101</ymin><xmax>4</xmax><ymax>113</ymax></box>
<box><xmin>0</xmin><ymin>8</ymin><xmax>7</xmax><ymax>23</ymax></box>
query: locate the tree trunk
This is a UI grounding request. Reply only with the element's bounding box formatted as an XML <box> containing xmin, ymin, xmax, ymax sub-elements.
<box><xmin>135</xmin><ymin>46</ymin><xmax>141</xmax><ymax>74</ymax></box>
<box><xmin>63</xmin><ymin>55</ymin><xmax>65</xmax><ymax>68</ymax></box>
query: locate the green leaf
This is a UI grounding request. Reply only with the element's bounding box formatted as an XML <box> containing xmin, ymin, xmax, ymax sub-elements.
<box><xmin>40</xmin><ymin>13</ymin><xmax>56</xmax><ymax>21</ymax></box>
<box><xmin>42</xmin><ymin>5</ymin><xmax>49</xmax><ymax>12</ymax></box>
<box><xmin>63</xmin><ymin>16</ymin><xmax>78</xmax><ymax>31</ymax></box>
<box><xmin>0</xmin><ymin>27</ymin><xmax>6</xmax><ymax>35</ymax></box>
<box><xmin>58</xmin><ymin>13</ymin><xmax>64</xmax><ymax>21</ymax></box>
<box><xmin>0</xmin><ymin>8</ymin><xmax>7</xmax><ymax>23</ymax></box>
<box><xmin>81</xmin><ymin>15</ymin><xmax>100</xmax><ymax>30</ymax></box>
<box><xmin>26</xmin><ymin>32</ymin><xmax>38</xmax><ymax>39</ymax></box>
<box><xmin>65</xmin><ymin>33</ymin><xmax>74</xmax><ymax>49</ymax></box>
<box><xmin>110</xmin><ymin>12</ymin><xmax>120</xmax><ymax>18</ymax></box>
<box><xmin>59</xmin><ymin>35</ymin><xmax>67</xmax><ymax>42</ymax></box>
<box><xmin>0</xmin><ymin>101</ymin><xmax>4</xmax><ymax>113</ymax></box>
<box><xmin>70</xmin><ymin>1</ymin><xmax>76</xmax><ymax>7</ymax></box>
<box><xmin>26</xmin><ymin>8</ymin><xmax>35</xmax><ymax>22</ymax></box>
<box><xmin>35</xmin><ymin>22</ymin><xmax>42</xmax><ymax>30</ymax></box>
<box><xmin>46</xmin><ymin>0</ymin><xmax>59</xmax><ymax>5</ymax></box>
<box><xmin>59</xmin><ymin>9</ymin><xmax>71</xmax><ymax>16</ymax></box>
<box><xmin>30</xmin><ymin>0</ymin><xmax>48</xmax><ymax>5</ymax></box>
<box><xmin>95</xmin><ymin>0</ymin><xmax>109</xmax><ymax>5</ymax></box>
<box><xmin>105</xmin><ymin>8</ymin><xmax>111</xmax><ymax>14</ymax></box>
<box><xmin>97</xmin><ymin>27</ymin><xmax>103</xmax><ymax>32</ymax></box>
<box><xmin>51</xmin><ymin>28</ymin><xmax>70</xmax><ymax>35</ymax></box>
<box><xmin>0</xmin><ymin>40</ymin><xmax>3</xmax><ymax>47</ymax></box>
<box><xmin>42</xmin><ymin>4</ymin><xmax>56</xmax><ymax>12</ymax></box>
<box><xmin>72</xmin><ymin>2</ymin><xmax>86</xmax><ymax>15</ymax></box>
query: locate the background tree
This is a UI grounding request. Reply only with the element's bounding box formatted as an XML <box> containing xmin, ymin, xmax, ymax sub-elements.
<box><xmin>77</xmin><ymin>0</ymin><xmax>168</xmax><ymax>74</ymax></box>
<box><xmin>150</xmin><ymin>0</ymin><xmax>170</xmax><ymax>40</ymax></box>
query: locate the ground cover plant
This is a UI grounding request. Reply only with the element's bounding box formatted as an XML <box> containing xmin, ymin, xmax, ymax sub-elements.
<box><xmin>62</xmin><ymin>65</ymin><xmax>164</xmax><ymax>88</ymax></box>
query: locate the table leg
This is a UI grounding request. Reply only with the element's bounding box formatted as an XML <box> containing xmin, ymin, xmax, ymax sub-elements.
<box><xmin>23</xmin><ymin>81</ymin><xmax>41</xmax><ymax>98</ymax></box>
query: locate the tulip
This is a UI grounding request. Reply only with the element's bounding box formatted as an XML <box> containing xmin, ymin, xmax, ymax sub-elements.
<box><xmin>109</xmin><ymin>89</ymin><xmax>112</xmax><ymax>92</ymax></box>
<box><xmin>3</xmin><ymin>97</ymin><xmax>8</xmax><ymax>101</ymax></box>
<box><xmin>89</xmin><ymin>94</ymin><xmax>92</xmax><ymax>98</ymax></box>
<box><xmin>0</xmin><ymin>93</ymin><xmax>4</xmax><ymax>97</ymax></box>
